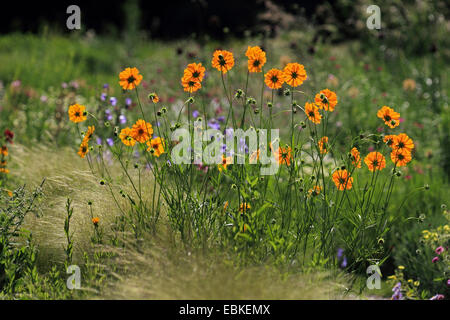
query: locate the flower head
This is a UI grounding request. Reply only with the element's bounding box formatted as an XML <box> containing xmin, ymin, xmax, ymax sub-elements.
<box><xmin>392</xmin><ymin>133</ymin><xmax>414</xmax><ymax>153</ymax></box>
<box><xmin>384</xmin><ymin>135</ymin><xmax>396</xmax><ymax>147</ymax></box>
<box><xmin>364</xmin><ymin>152</ymin><xmax>386</xmax><ymax>171</ymax></box>
<box><xmin>83</xmin><ymin>126</ymin><xmax>95</xmax><ymax>144</ymax></box>
<box><xmin>181</xmin><ymin>76</ymin><xmax>202</xmax><ymax>93</ymax></box>
<box><xmin>275</xmin><ymin>146</ymin><xmax>292</xmax><ymax>166</ymax></box>
<box><xmin>1</xmin><ymin>146</ymin><xmax>8</xmax><ymax>157</ymax></box>
<box><xmin>318</xmin><ymin>136</ymin><xmax>329</xmax><ymax>154</ymax></box>
<box><xmin>131</xmin><ymin>119</ymin><xmax>153</xmax><ymax>143</ymax></box>
<box><xmin>304</xmin><ymin>102</ymin><xmax>322</xmax><ymax>124</ymax></box>
<box><xmin>246</xmin><ymin>46</ymin><xmax>266</xmax><ymax>73</ymax></box>
<box><xmin>146</xmin><ymin>137</ymin><xmax>165</xmax><ymax>157</ymax></box>
<box><xmin>92</xmin><ymin>217</ymin><xmax>100</xmax><ymax>225</ymax></box>
<box><xmin>119</xmin><ymin>127</ymin><xmax>136</xmax><ymax>146</ymax></box>
<box><xmin>212</xmin><ymin>50</ymin><xmax>234</xmax><ymax>73</ymax></box>
<box><xmin>218</xmin><ymin>155</ymin><xmax>232</xmax><ymax>171</ymax></box>
<box><xmin>239</xmin><ymin>202</ymin><xmax>251</xmax><ymax>214</ymax></box>
<box><xmin>332</xmin><ymin>169</ymin><xmax>353</xmax><ymax>190</ymax></box>
<box><xmin>351</xmin><ymin>147</ymin><xmax>362</xmax><ymax>168</ymax></box>
<box><xmin>264</xmin><ymin>68</ymin><xmax>285</xmax><ymax>89</ymax></box>
<box><xmin>183</xmin><ymin>63</ymin><xmax>206</xmax><ymax>82</ymax></box>
<box><xmin>68</xmin><ymin>104</ymin><xmax>87</xmax><ymax>123</ymax></box>
<box><xmin>435</xmin><ymin>246</ymin><xmax>444</xmax><ymax>255</ymax></box>
<box><xmin>377</xmin><ymin>106</ymin><xmax>400</xmax><ymax>128</ymax></box>
<box><xmin>314</xmin><ymin>89</ymin><xmax>338</xmax><ymax>111</ymax></box>
<box><xmin>77</xmin><ymin>141</ymin><xmax>89</xmax><ymax>158</ymax></box>
<box><xmin>283</xmin><ymin>63</ymin><xmax>307</xmax><ymax>87</ymax></box>
<box><xmin>119</xmin><ymin>67</ymin><xmax>143</xmax><ymax>90</ymax></box>
<box><xmin>390</xmin><ymin>148</ymin><xmax>412</xmax><ymax>167</ymax></box>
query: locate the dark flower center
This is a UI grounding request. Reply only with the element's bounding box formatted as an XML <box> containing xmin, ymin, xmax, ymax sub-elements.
<box><xmin>271</xmin><ymin>76</ymin><xmax>278</xmax><ymax>83</ymax></box>
<box><xmin>308</xmin><ymin>111</ymin><xmax>315</xmax><ymax>117</ymax></box>
<box><xmin>398</xmin><ymin>154</ymin><xmax>404</xmax><ymax>160</ymax></box>
<box><xmin>138</xmin><ymin>129</ymin><xmax>144</xmax><ymax>135</ymax></box>
<box><xmin>75</xmin><ymin>112</ymin><xmax>80</xmax><ymax>117</ymax></box>
<box><xmin>193</xmin><ymin>71</ymin><xmax>200</xmax><ymax>78</ymax></box>
<box><xmin>127</xmin><ymin>76</ymin><xmax>136</xmax><ymax>83</ymax></box>
<box><xmin>398</xmin><ymin>142</ymin><xmax>405</xmax><ymax>148</ymax></box>
<box><xmin>291</xmin><ymin>72</ymin><xmax>298</xmax><ymax>79</ymax></box>
<box><xmin>384</xmin><ymin>115</ymin><xmax>391</xmax><ymax>121</ymax></box>
<box><xmin>372</xmin><ymin>160</ymin><xmax>379</xmax><ymax>166</ymax></box>
<box><xmin>253</xmin><ymin>60</ymin><xmax>260</xmax><ymax>67</ymax></box>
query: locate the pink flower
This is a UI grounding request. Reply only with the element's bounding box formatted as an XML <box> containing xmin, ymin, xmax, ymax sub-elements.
<box><xmin>368</xmin><ymin>146</ymin><xmax>375</xmax><ymax>152</ymax></box>
<box><xmin>435</xmin><ymin>246</ymin><xmax>444</xmax><ymax>255</ymax></box>
<box><xmin>377</xmin><ymin>127</ymin><xmax>384</xmax><ymax>133</ymax></box>
<box><xmin>405</xmin><ymin>175</ymin><xmax>412</xmax><ymax>180</ymax></box>
<box><xmin>432</xmin><ymin>256</ymin><xmax>439</xmax><ymax>263</ymax></box>
<box><xmin>399</xmin><ymin>117</ymin><xmax>405</xmax><ymax>123</ymax></box>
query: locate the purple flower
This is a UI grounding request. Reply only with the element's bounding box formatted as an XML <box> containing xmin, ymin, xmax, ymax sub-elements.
<box><xmin>125</xmin><ymin>97</ymin><xmax>132</xmax><ymax>106</ymax></box>
<box><xmin>447</xmin><ymin>279</ymin><xmax>450</xmax><ymax>287</ymax></box>
<box><xmin>432</xmin><ymin>256</ymin><xmax>439</xmax><ymax>263</ymax></box>
<box><xmin>106</xmin><ymin>138</ymin><xmax>114</xmax><ymax>146</ymax></box>
<box><xmin>341</xmin><ymin>256</ymin><xmax>347</xmax><ymax>268</ymax></box>
<box><xmin>105</xmin><ymin>109</ymin><xmax>113</xmax><ymax>121</ymax></box>
<box><xmin>218</xmin><ymin>116</ymin><xmax>225</xmax><ymax>123</ymax></box>
<box><xmin>192</xmin><ymin>110</ymin><xmax>199</xmax><ymax>118</ymax></box>
<box><xmin>61</xmin><ymin>82</ymin><xmax>68</xmax><ymax>89</ymax></box>
<box><xmin>96</xmin><ymin>137</ymin><xmax>102</xmax><ymax>145</ymax></box>
<box><xmin>225</xmin><ymin>128</ymin><xmax>234</xmax><ymax>138</ymax></box>
<box><xmin>101</xmin><ymin>93</ymin><xmax>107</xmax><ymax>101</ymax></box>
<box><xmin>435</xmin><ymin>246</ymin><xmax>444</xmax><ymax>255</ymax></box>
<box><xmin>119</xmin><ymin>114</ymin><xmax>127</xmax><ymax>124</ymax></box>
<box><xmin>103</xmin><ymin>83</ymin><xmax>109</xmax><ymax>89</ymax></box>
<box><xmin>337</xmin><ymin>248</ymin><xmax>344</xmax><ymax>260</ymax></box>
<box><xmin>430</xmin><ymin>294</ymin><xmax>444</xmax><ymax>300</ymax></box>
<box><xmin>207</xmin><ymin>119</ymin><xmax>220</xmax><ymax>130</ymax></box>
<box><xmin>109</xmin><ymin>97</ymin><xmax>117</xmax><ymax>106</ymax></box>
<box><xmin>392</xmin><ymin>290</ymin><xmax>403</xmax><ymax>300</ymax></box>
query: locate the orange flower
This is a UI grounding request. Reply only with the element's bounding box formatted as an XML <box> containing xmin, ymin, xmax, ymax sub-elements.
<box><xmin>264</xmin><ymin>68</ymin><xmax>285</xmax><ymax>89</ymax></box>
<box><xmin>275</xmin><ymin>146</ymin><xmax>292</xmax><ymax>166</ymax></box>
<box><xmin>119</xmin><ymin>67</ymin><xmax>143</xmax><ymax>90</ymax></box>
<box><xmin>181</xmin><ymin>76</ymin><xmax>202</xmax><ymax>93</ymax></box>
<box><xmin>82</xmin><ymin>125</ymin><xmax>95</xmax><ymax>144</ymax></box>
<box><xmin>146</xmin><ymin>137</ymin><xmax>165</xmax><ymax>157</ymax></box>
<box><xmin>304</xmin><ymin>102</ymin><xmax>322</xmax><ymax>124</ymax></box>
<box><xmin>131</xmin><ymin>119</ymin><xmax>153</xmax><ymax>143</ymax></box>
<box><xmin>364</xmin><ymin>151</ymin><xmax>386</xmax><ymax>171</ymax></box>
<box><xmin>0</xmin><ymin>168</ymin><xmax>9</xmax><ymax>174</ymax></box>
<box><xmin>149</xmin><ymin>93</ymin><xmax>159</xmax><ymax>103</ymax></box>
<box><xmin>314</xmin><ymin>89</ymin><xmax>338</xmax><ymax>111</ymax></box>
<box><xmin>211</xmin><ymin>50</ymin><xmax>235</xmax><ymax>73</ymax></box>
<box><xmin>332</xmin><ymin>169</ymin><xmax>353</xmax><ymax>190</ymax></box>
<box><xmin>119</xmin><ymin>127</ymin><xmax>136</xmax><ymax>146</ymax></box>
<box><xmin>1</xmin><ymin>146</ymin><xmax>8</xmax><ymax>156</ymax></box>
<box><xmin>390</xmin><ymin>149</ymin><xmax>412</xmax><ymax>167</ymax></box>
<box><xmin>245</xmin><ymin>46</ymin><xmax>266</xmax><ymax>73</ymax></box>
<box><xmin>239</xmin><ymin>202</ymin><xmax>251</xmax><ymax>213</ymax></box>
<box><xmin>350</xmin><ymin>147</ymin><xmax>361</xmax><ymax>168</ymax></box>
<box><xmin>308</xmin><ymin>185</ymin><xmax>322</xmax><ymax>196</ymax></box>
<box><xmin>183</xmin><ymin>63</ymin><xmax>206</xmax><ymax>82</ymax></box>
<box><xmin>92</xmin><ymin>217</ymin><xmax>100</xmax><ymax>225</ymax></box>
<box><xmin>383</xmin><ymin>135</ymin><xmax>396</xmax><ymax>148</ymax></box>
<box><xmin>283</xmin><ymin>63</ymin><xmax>307</xmax><ymax>87</ymax></box>
<box><xmin>318</xmin><ymin>136</ymin><xmax>328</xmax><ymax>154</ymax></box>
<box><xmin>77</xmin><ymin>141</ymin><xmax>89</xmax><ymax>158</ymax></box>
<box><xmin>392</xmin><ymin>133</ymin><xmax>414</xmax><ymax>152</ymax></box>
<box><xmin>218</xmin><ymin>155</ymin><xmax>232</xmax><ymax>171</ymax></box>
<box><xmin>68</xmin><ymin>104</ymin><xmax>87</xmax><ymax>123</ymax></box>
<box><xmin>377</xmin><ymin>106</ymin><xmax>400</xmax><ymax>128</ymax></box>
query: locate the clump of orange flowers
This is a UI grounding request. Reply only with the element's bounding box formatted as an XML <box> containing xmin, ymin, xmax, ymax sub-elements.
<box><xmin>246</xmin><ymin>46</ymin><xmax>266</xmax><ymax>73</ymax></box>
<box><xmin>68</xmin><ymin>104</ymin><xmax>87</xmax><ymax>123</ymax></box>
<box><xmin>377</xmin><ymin>106</ymin><xmax>400</xmax><ymax>129</ymax></box>
<box><xmin>364</xmin><ymin>152</ymin><xmax>386</xmax><ymax>171</ymax></box>
<box><xmin>276</xmin><ymin>146</ymin><xmax>293</xmax><ymax>166</ymax></box>
<box><xmin>147</xmin><ymin>137</ymin><xmax>165</xmax><ymax>157</ymax></box>
<box><xmin>131</xmin><ymin>119</ymin><xmax>153</xmax><ymax>143</ymax></box>
<box><xmin>181</xmin><ymin>63</ymin><xmax>205</xmax><ymax>93</ymax></box>
<box><xmin>119</xmin><ymin>127</ymin><xmax>136</xmax><ymax>147</ymax></box>
<box><xmin>119</xmin><ymin>67</ymin><xmax>143</xmax><ymax>90</ymax></box>
<box><xmin>212</xmin><ymin>50</ymin><xmax>235</xmax><ymax>74</ymax></box>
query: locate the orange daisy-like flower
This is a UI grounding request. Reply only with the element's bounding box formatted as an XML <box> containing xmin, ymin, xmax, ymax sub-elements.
<box><xmin>181</xmin><ymin>75</ymin><xmax>202</xmax><ymax>93</ymax></box>
<box><xmin>350</xmin><ymin>147</ymin><xmax>362</xmax><ymax>168</ymax></box>
<box><xmin>0</xmin><ymin>168</ymin><xmax>10</xmax><ymax>174</ymax></box>
<box><xmin>92</xmin><ymin>217</ymin><xmax>100</xmax><ymax>225</ymax></box>
<box><xmin>332</xmin><ymin>169</ymin><xmax>353</xmax><ymax>190</ymax></box>
<box><xmin>245</xmin><ymin>46</ymin><xmax>266</xmax><ymax>73</ymax></box>
<box><xmin>377</xmin><ymin>106</ymin><xmax>400</xmax><ymax>129</ymax></box>
<box><xmin>392</xmin><ymin>133</ymin><xmax>414</xmax><ymax>152</ymax></box>
<box><xmin>383</xmin><ymin>135</ymin><xmax>396</xmax><ymax>148</ymax></box>
<box><xmin>82</xmin><ymin>125</ymin><xmax>95</xmax><ymax>144</ymax></box>
<box><xmin>308</xmin><ymin>185</ymin><xmax>322</xmax><ymax>197</ymax></box>
<box><xmin>211</xmin><ymin>50</ymin><xmax>235</xmax><ymax>73</ymax></box>
<box><xmin>146</xmin><ymin>137</ymin><xmax>165</xmax><ymax>157</ymax></box>
<box><xmin>304</xmin><ymin>102</ymin><xmax>322</xmax><ymax>124</ymax></box>
<box><xmin>218</xmin><ymin>155</ymin><xmax>232</xmax><ymax>171</ymax></box>
<box><xmin>131</xmin><ymin>119</ymin><xmax>153</xmax><ymax>143</ymax></box>
<box><xmin>119</xmin><ymin>127</ymin><xmax>136</xmax><ymax>147</ymax></box>
<box><xmin>68</xmin><ymin>104</ymin><xmax>87</xmax><ymax>123</ymax></box>
<box><xmin>283</xmin><ymin>63</ymin><xmax>307</xmax><ymax>87</ymax></box>
<box><xmin>314</xmin><ymin>89</ymin><xmax>338</xmax><ymax>111</ymax></box>
<box><xmin>78</xmin><ymin>141</ymin><xmax>89</xmax><ymax>158</ymax></box>
<box><xmin>264</xmin><ymin>68</ymin><xmax>285</xmax><ymax>89</ymax></box>
<box><xmin>149</xmin><ymin>93</ymin><xmax>159</xmax><ymax>103</ymax></box>
<box><xmin>318</xmin><ymin>136</ymin><xmax>329</xmax><ymax>154</ymax></box>
<box><xmin>364</xmin><ymin>151</ymin><xmax>386</xmax><ymax>171</ymax></box>
<box><xmin>390</xmin><ymin>149</ymin><xmax>412</xmax><ymax>167</ymax></box>
<box><xmin>276</xmin><ymin>146</ymin><xmax>292</xmax><ymax>166</ymax></box>
<box><xmin>1</xmin><ymin>146</ymin><xmax>8</xmax><ymax>156</ymax></box>
<box><xmin>119</xmin><ymin>67</ymin><xmax>143</xmax><ymax>90</ymax></box>
<box><xmin>183</xmin><ymin>63</ymin><xmax>206</xmax><ymax>82</ymax></box>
